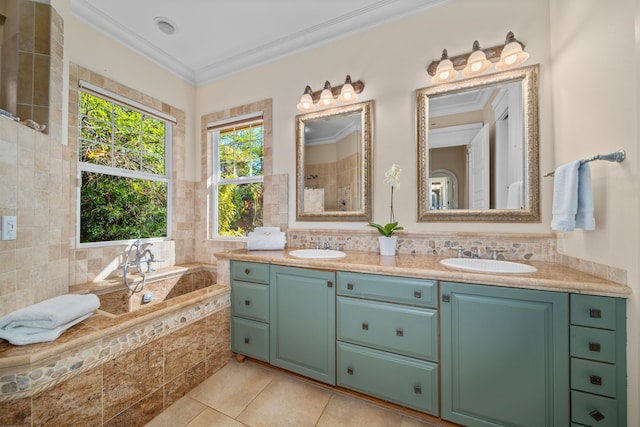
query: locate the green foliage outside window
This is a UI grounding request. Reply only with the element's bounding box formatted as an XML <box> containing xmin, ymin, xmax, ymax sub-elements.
<box><xmin>79</xmin><ymin>92</ymin><xmax>168</xmax><ymax>243</ymax></box>
<box><xmin>216</xmin><ymin>123</ymin><xmax>264</xmax><ymax>237</ymax></box>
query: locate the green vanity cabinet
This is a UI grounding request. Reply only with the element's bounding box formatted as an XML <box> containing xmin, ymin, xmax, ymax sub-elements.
<box><xmin>336</xmin><ymin>272</ymin><xmax>439</xmax><ymax>415</ymax></box>
<box><xmin>440</xmin><ymin>281</ymin><xmax>569</xmax><ymax>427</ymax></box>
<box><xmin>270</xmin><ymin>265</ymin><xmax>336</xmax><ymax>385</ymax></box>
<box><xmin>569</xmin><ymin>294</ymin><xmax>626</xmax><ymax>427</ymax></box>
<box><xmin>230</xmin><ymin>261</ymin><xmax>270</xmax><ymax>362</ymax></box>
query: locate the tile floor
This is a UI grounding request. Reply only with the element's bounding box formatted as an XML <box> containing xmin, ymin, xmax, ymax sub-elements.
<box><xmin>146</xmin><ymin>358</ymin><xmax>446</xmax><ymax>427</ymax></box>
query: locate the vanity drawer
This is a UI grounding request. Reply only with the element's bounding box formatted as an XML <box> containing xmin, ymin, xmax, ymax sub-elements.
<box><xmin>571</xmin><ymin>390</ymin><xmax>618</xmax><ymax>427</ymax></box>
<box><xmin>570</xmin><ymin>325</ymin><xmax>617</xmax><ymax>363</ymax></box>
<box><xmin>337</xmin><ymin>272</ymin><xmax>437</xmax><ymax>308</ymax></box>
<box><xmin>571</xmin><ymin>294</ymin><xmax>619</xmax><ymax>330</ymax></box>
<box><xmin>231</xmin><ymin>261</ymin><xmax>270</xmax><ymax>284</ymax></box>
<box><xmin>231</xmin><ymin>280</ymin><xmax>269</xmax><ymax>322</ymax></box>
<box><xmin>571</xmin><ymin>358</ymin><xmax>617</xmax><ymax>398</ymax></box>
<box><xmin>231</xmin><ymin>316</ymin><xmax>269</xmax><ymax>362</ymax></box>
<box><xmin>337</xmin><ymin>297</ymin><xmax>437</xmax><ymax>361</ymax></box>
<box><xmin>337</xmin><ymin>341</ymin><xmax>438</xmax><ymax>415</ymax></box>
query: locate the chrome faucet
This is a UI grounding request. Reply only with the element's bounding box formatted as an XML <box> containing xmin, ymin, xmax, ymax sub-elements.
<box><xmin>123</xmin><ymin>239</ymin><xmax>163</xmax><ymax>294</ymax></box>
<box><xmin>471</xmin><ymin>248</ymin><xmax>480</xmax><ymax>259</ymax></box>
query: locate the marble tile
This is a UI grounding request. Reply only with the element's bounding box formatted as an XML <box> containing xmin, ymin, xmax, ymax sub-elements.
<box><xmin>31</xmin><ymin>365</ymin><xmax>102</xmax><ymax>426</ymax></box>
<box><xmin>236</xmin><ymin>375</ymin><xmax>332</xmax><ymax>427</ymax></box>
<box><xmin>145</xmin><ymin>396</ymin><xmax>207</xmax><ymax>427</ymax></box>
<box><xmin>164</xmin><ymin>319</ymin><xmax>206</xmax><ymax>381</ymax></box>
<box><xmin>165</xmin><ymin>361</ymin><xmax>206</xmax><ymax>408</ymax></box>
<box><xmin>103</xmin><ymin>338</ymin><xmax>164</xmax><ymax>420</ymax></box>
<box><xmin>0</xmin><ymin>396</ymin><xmax>31</xmax><ymax>426</ymax></box>
<box><xmin>189</xmin><ymin>360</ymin><xmax>276</xmax><ymax>418</ymax></box>
<box><xmin>186</xmin><ymin>408</ymin><xmax>244</xmax><ymax>427</ymax></box>
<box><xmin>104</xmin><ymin>387</ymin><xmax>164</xmax><ymax>427</ymax></box>
<box><xmin>205</xmin><ymin>306</ymin><xmax>231</xmax><ymax>376</ymax></box>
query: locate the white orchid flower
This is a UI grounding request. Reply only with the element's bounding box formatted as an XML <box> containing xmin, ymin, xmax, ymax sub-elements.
<box><xmin>384</xmin><ymin>164</ymin><xmax>401</xmax><ymax>188</ymax></box>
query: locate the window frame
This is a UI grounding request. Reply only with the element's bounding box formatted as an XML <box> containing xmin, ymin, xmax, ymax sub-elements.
<box><xmin>209</xmin><ymin>112</ymin><xmax>264</xmax><ymax>238</ymax></box>
<box><xmin>76</xmin><ymin>82</ymin><xmax>174</xmax><ymax>247</ymax></box>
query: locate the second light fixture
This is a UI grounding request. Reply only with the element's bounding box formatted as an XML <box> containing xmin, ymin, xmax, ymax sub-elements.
<box><xmin>297</xmin><ymin>75</ymin><xmax>364</xmax><ymax>112</ymax></box>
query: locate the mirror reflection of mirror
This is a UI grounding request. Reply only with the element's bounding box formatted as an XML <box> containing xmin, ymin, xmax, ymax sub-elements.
<box><xmin>296</xmin><ymin>101</ymin><xmax>373</xmax><ymax>221</ymax></box>
<box><xmin>0</xmin><ymin>0</ymin><xmax>50</xmax><ymax>132</ymax></box>
<box><xmin>417</xmin><ymin>65</ymin><xmax>539</xmax><ymax>222</ymax></box>
<box><xmin>429</xmin><ymin>169</ymin><xmax>458</xmax><ymax>210</ymax></box>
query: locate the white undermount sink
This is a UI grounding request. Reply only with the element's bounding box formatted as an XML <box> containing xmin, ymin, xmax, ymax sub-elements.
<box><xmin>289</xmin><ymin>249</ymin><xmax>346</xmax><ymax>259</ymax></box>
<box><xmin>440</xmin><ymin>258</ymin><xmax>537</xmax><ymax>274</ymax></box>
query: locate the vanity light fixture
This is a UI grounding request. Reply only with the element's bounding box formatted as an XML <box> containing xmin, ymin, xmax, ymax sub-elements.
<box><xmin>296</xmin><ymin>75</ymin><xmax>364</xmax><ymax>112</ymax></box>
<box><xmin>427</xmin><ymin>31</ymin><xmax>528</xmax><ymax>83</ymax></box>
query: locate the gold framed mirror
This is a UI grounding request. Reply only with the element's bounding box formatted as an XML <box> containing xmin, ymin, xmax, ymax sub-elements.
<box><xmin>296</xmin><ymin>100</ymin><xmax>373</xmax><ymax>221</ymax></box>
<box><xmin>416</xmin><ymin>64</ymin><xmax>539</xmax><ymax>222</ymax></box>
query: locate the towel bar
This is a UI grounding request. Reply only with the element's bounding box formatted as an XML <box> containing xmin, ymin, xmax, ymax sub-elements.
<box><xmin>544</xmin><ymin>150</ymin><xmax>625</xmax><ymax>177</ymax></box>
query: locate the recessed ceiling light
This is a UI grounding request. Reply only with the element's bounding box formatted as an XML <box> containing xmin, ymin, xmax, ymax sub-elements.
<box><xmin>154</xmin><ymin>17</ymin><xmax>177</xmax><ymax>35</ymax></box>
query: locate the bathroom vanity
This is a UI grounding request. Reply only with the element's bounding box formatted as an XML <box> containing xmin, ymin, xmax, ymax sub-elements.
<box><xmin>223</xmin><ymin>251</ymin><xmax>629</xmax><ymax>427</ymax></box>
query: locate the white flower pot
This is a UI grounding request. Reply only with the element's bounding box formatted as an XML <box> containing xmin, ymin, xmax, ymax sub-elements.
<box><xmin>378</xmin><ymin>236</ymin><xmax>397</xmax><ymax>256</ymax></box>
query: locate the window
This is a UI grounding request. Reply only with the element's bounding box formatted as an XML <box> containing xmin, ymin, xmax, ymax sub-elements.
<box><xmin>210</xmin><ymin>112</ymin><xmax>264</xmax><ymax>237</ymax></box>
<box><xmin>77</xmin><ymin>81</ymin><xmax>174</xmax><ymax>244</ymax></box>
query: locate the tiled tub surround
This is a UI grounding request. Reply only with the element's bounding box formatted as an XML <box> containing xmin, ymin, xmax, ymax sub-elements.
<box><xmin>0</xmin><ymin>266</ymin><xmax>232</xmax><ymax>427</ymax></box>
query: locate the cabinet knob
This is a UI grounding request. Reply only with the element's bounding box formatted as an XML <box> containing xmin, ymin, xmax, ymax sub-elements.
<box><xmin>414</xmin><ymin>290</ymin><xmax>422</xmax><ymax>298</ymax></box>
<box><xmin>442</xmin><ymin>294</ymin><xmax>451</xmax><ymax>302</ymax></box>
<box><xmin>347</xmin><ymin>283</ymin><xmax>354</xmax><ymax>290</ymax></box>
<box><xmin>244</xmin><ymin>337</ymin><xmax>250</xmax><ymax>344</ymax></box>
<box><xmin>396</xmin><ymin>329</ymin><xmax>404</xmax><ymax>337</ymax></box>
<box><xmin>347</xmin><ymin>367</ymin><xmax>354</xmax><ymax>375</ymax></box>
<box><xmin>589</xmin><ymin>342</ymin><xmax>601</xmax><ymax>352</ymax></box>
<box><xmin>414</xmin><ymin>385</ymin><xmax>422</xmax><ymax>394</ymax></box>
<box><xmin>244</xmin><ymin>268</ymin><xmax>251</xmax><ymax>275</ymax></box>
<box><xmin>362</xmin><ymin>322</ymin><xmax>369</xmax><ymax>331</ymax></box>
<box><xmin>590</xmin><ymin>375</ymin><xmax>603</xmax><ymax>386</ymax></box>
<box><xmin>327</xmin><ymin>281</ymin><xmax>333</xmax><ymax>288</ymax></box>
<box><xmin>589</xmin><ymin>409</ymin><xmax>605</xmax><ymax>421</ymax></box>
<box><xmin>589</xmin><ymin>308</ymin><xmax>602</xmax><ymax>318</ymax></box>
<box><xmin>244</xmin><ymin>299</ymin><xmax>251</xmax><ymax>306</ymax></box>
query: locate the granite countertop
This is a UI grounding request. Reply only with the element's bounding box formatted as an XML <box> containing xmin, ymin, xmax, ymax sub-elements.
<box><xmin>216</xmin><ymin>249</ymin><xmax>631</xmax><ymax>298</ymax></box>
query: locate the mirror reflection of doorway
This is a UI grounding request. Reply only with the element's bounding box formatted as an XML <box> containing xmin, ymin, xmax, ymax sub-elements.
<box><xmin>429</xmin><ymin>169</ymin><xmax>458</xmax><ymax>210</ymax></box>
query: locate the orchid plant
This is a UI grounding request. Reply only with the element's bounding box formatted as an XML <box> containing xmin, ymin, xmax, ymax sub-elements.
<box><xmin>367</xmin><ymin>164</ymin><xmax>404</xmax><ymax>237</ymax></box>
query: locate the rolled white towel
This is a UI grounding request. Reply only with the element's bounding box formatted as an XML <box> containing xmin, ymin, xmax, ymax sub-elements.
<box><xmin>0</xmin><ymin>294</ymin><xmax>100</xmax><ymax>331</ymax></box>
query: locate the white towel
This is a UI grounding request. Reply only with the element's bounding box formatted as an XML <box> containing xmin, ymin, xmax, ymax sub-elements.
<box><xmin>0</xmin><ymin>312</ymin><xmax>93</xmax><ymax>345</ymax></box>
<box><xmin>0</xmin><ymin>294</ymin><xmax>100</xmax><ymax>330</ymax></box>
<box><xmin>247</xmin><ymin>227</ymin><xmax>286</xmax><ymax>250</ymax></box>
<box><xmin>551</xmin><ymin>161</ymin><xmax>595</xmax><ymax>231</ymax></box>
<box><xmin>506</xmin><ymin>180</ymin><xmax>524</xmax><ymax>209</ymax></box>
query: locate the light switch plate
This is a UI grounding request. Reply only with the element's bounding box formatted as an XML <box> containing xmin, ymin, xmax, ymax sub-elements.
<box><xmin>1</xmin><ymin>216</ymin><xmax>17</xmax><ymax>240</ymax></box>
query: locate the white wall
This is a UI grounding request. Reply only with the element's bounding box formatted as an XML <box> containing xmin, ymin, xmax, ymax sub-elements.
<box><xmin>549</xmin><ymin>0</ymin><xmax>639</xmax><ymax>425</ymax></box>
<box><xmin>196</xmin><ymin>0</ymin><xmax>554</xmax><ymax>234</ymax></box>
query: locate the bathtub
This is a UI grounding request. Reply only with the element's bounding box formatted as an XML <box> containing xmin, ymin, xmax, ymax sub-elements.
<box><xmin>0</xmin><ymin>264</ymin><xmax>232</xmax><ymax>426</ymax></box>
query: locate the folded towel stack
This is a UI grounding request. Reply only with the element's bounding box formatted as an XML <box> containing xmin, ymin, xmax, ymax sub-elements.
<box><xmin>0</xmin><ymin>294</ymin><xmax>100</xmax><ymax>345</ymax></box>
<box><xmin>551</xmin><ymin>161</ymin><xmax>595</xmax><ymax>232</ymax></box>
<box><xmin>247</xmin><ymin>227</ymin><xmax>286</xmax><ymax>250</ymax></box>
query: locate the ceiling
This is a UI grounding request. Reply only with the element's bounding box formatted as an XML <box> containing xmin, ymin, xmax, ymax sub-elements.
<box><xmin>70</xmin><ymin>0</ymin><xmax>449</xmax><ymax>86</ymax></box>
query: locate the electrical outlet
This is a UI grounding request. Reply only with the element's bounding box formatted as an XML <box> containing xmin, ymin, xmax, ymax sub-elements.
<box><xmin>1</xmin><ymin>216</ymin><xmax>17</xmax><ymax>240</ymax></box>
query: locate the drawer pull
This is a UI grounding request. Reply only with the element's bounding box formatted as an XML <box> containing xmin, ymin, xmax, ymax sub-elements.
<box><xmin>347</xmin><ymin>283</ymin><xmax>354</xmax><ymax>290</ymax></box>
<box><xmin>347</xmin><ymin>367</ymin><xmax>354</xmax><ymax>375</ymax></box>
<box><xmin>414</xmin><ymin>290</ymin><xmax>422</xmax><ymax>298</ymax></box>
<box><xmin>442</xmin><ymin>294</ymin><xmax>450</xmax><ymax>302</ymax></box>
<box><xmin>244</xmin><ymin>299</ymin><xmax>251</xmax><ymax>306</ymax></box>
<box><xmin>328</xmin><ymin>281</ymin><xmax>333</xmax><ymax>288</ymax></box>
<box><xmin>589</xmin><ymin>308</ymin><xmax>602</xmax><ymax>318</ymax></box>
<box><xmin>244</xmin><ymin>268</ymin><xmax>251</xmax><ymax>275</ymax></box>
<box><xmin>362</xmin><ymin>322</ymin><xmax>369</xmax><ymax>331</ymax></box>
<box><xmin>244</xmin><ymin>337</ymin><xmax>250</xmax><ymax>344</ymax></box>
<box><xmin>396</xmin><ymin>329</ymin><xmax>404</xmax><ymax>337</ymax></box>
<box><xmin>589</xmin><ymin>409</ymin><xmax>605</xmax><ymax>422</ymax></box>
<box><xmin>589</xmin><ymin>342</ymin><xmax>601</xmax><ymax>352</ymax></box>
<box><xmin>414</xmin><ymin>385</ymin><xmax>422</xmax><ymax>394</ymax></box>
<box><xmin>590</xmin><ymin>375</ymin><xmax>603</xmax><ymax>386</ymax></box>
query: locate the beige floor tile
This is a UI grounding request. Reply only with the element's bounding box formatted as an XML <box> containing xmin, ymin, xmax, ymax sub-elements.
<box><xmin>317</xmin><ymin>393</ymin><xmax>405</xmax><ymax>427</ymax></box>
<box><xmin>145</xmin><ymin>396</ymin><xmax>206</xmax><ymax>427</ymax></box>
<box><xmin>237</xmin><ymin>375</ymin><xmax>332</xmax><ymax>427</ymax></box>
<box><xmin>186</xmin><ymin>408</ymin><xmax>244</xmax><ymax>427</ymax></box>
<box><xmin>188</xmin><ymin>359</ymin><xmax>277</xmax><ymax>418</ymax></box>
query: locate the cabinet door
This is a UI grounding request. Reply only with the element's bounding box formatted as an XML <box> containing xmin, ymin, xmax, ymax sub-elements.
<box><xmin>440</xmin><ymin>281</ymin><xmax>569</xmax><ymax>427</ymax></box>
<box><xmin>270</xmin><ymin>265</ymin><xmax>336</xmax><ymax>385</ymax></box>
